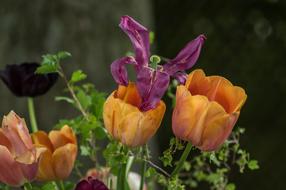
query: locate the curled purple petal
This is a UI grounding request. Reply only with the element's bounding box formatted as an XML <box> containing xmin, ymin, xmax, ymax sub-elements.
<box><xmin>119</xmin><ymin>15</ymin><xmax>150</xmax><ymax>68</ymax></box>
<box><xmin>111</xmin><ymin>56</ymin><xmax>136</xmax><ymax>86</ymax></box>
<box><xmin>173</xmin><ymin>71</ymin><xmax>188</xmax><ymax>84</ymax></box>
<box><xmin>163</xmin><ymin>34</ymin><xmax>206</xmax><ymax>75</ymax></box>
<box><xmin>137</xmin><ymin>66</ymin><xmax>169</xmax><ymax>111</ymax></box>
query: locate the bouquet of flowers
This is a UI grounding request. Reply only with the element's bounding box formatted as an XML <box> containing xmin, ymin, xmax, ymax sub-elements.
<box><xmin>0</xmin><ymin>16</ymin><xmax>258</xmax><ymax>190</ymax></box>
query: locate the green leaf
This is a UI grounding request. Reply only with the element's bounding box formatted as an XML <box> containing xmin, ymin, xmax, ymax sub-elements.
<box><xmin>57</xmin><ymin>51</ymin><xmax>72</xmax><ymax>59</ymax></box>
<box><xmin>35</xmin><ymin>63</ymin><xmax>58</xmax><ymax>74</ymax></box>
<box><xmin>80</xmin><ymin>145</ymin><xmax>91</xmax><ymax>156</ymax></box>
<box><xmin>70</xmin><ymin>70</ymin><xmax>87</xmax><ymax>83</ymax></box>
<box><xmin>248</xmin><ymin>160</ymin><xmax>259</xmax><ymax>170</ymax></box>
<box><xmin>41</xmin><ymin>182</ymin><xmax>58</xmax><ymax>190</ymax></box>
<box><xmin>76</xmin><ymin>90</ymin><xmax>92</xmax><ymax>110</ymax></box>
<box><xmin>94</xmin><ymin>127</ymin><xmax>107</xmax><ymax>140</ymax></box>
<box><xmin>55</xmin><ymin>96</ymin><xmax>75</xmax><ymax>104</ymax></box>
<box><xmin>226</xmin><ymin>183</ymin><xmax>236</xmax><ymax>190</ymax></box>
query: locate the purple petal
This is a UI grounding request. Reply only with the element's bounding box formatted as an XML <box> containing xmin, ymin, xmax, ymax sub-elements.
<box><xmin>173</xmin><ymin>71</ymin><xmax>188</xmax><ymax>84</ymax></box>
<box><xmin>119</xmin><ymin>15</ymin><xmax>150</xmax><ymax>68</ymax></box>
<box><xmin>111</xmin><ymin>56</ymin><xmax>137</xmax><ymax>86</ymax></box>
<box><xmin>163</xmin><ymin>34</ymin><xmax>206</xmax><ymax>75</ymax></box>
<box><xmin>75</xmin><ymin>180</ymin><xmax>92</xmax><ymax>190</ymax></box>
<box><xmin>137</xmin><ymin>66</ymin><xmax>169</xmax><ymax>111</ymax></box>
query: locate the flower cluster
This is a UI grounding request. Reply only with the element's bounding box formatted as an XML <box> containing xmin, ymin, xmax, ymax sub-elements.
<box><xmin>103</xmin><ymin>16</ymin><xmax>246</xmax><ymax>151</ymax></box>
<box><xmin>0</xmin><ymin>15</ymin><xmax>252</xmax><ymax>190</ymax></box>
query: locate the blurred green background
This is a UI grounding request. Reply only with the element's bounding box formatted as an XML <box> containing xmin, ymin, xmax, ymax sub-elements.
<box><xmin>0</xmin><ymin>0</ymin><xmax>285</xmax><ymax>189</ymax></box>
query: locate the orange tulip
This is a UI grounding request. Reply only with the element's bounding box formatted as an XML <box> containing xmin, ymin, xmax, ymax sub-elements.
<box><xmin>31</xmin><ymin>125</ymin><xmax>77</xmax><ymax>181</ymax></box>
<box><xmin>103</xmin><ymin>83</ymin><xmax>166</xmax><ymax>147</ymax></box>
<box><xmin>172</xmin><ymin>69</ymin><xmax>247</xmax><ymax>151</ymax></box>
<box><xmin>0</xmin><ymin>111</ymin><xmax>44</xmax><ymax>186</ymax></box>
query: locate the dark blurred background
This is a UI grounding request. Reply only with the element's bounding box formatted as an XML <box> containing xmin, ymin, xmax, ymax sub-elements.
<box><xmin>0</xmin><ymin>0</ymin><xmax>285</xmax><ymax>189</ymax></box>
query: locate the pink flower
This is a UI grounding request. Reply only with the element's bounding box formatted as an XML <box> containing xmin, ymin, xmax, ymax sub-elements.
<box><xmin>0</xmin><ymin>111</ymin><xmax>44</xmax><ymax>186</ymax></box>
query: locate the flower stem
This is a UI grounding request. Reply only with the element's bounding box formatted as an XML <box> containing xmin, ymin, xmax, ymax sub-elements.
<box><xmin>59</xmin><ymin>180</ymin><xmax>65</xmax><ymax>190</ymax></box>
<box><xmin>139</xmin><ymin>146</ymin><xmax>147</xmax><ymax>190</ymax></box>
<box><xmin>117</xmin><ymin>162</ymin><xmax>127</xmax><ymax>190</ymax></box>
<box><xmin>27</xmin><ymin>98</ymin><xmax>38</xmax><ymax>132</ymax></box>
<box><xmin>171</xmin><ymin>142</ymin><xmax>192</xmax><ymax>177</ymax></box>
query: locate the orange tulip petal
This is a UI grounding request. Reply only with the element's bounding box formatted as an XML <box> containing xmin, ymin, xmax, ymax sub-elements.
<box><xmin>0</xmin><ymin>145</ymin><xmax>25</xmax><ymax>186</ymax></box>
<box><xmin>52</xmin><ymin>143</ymin><xmax>77</xmax><ymax>179</ymax></box>
<box><xmin>60</xmin><ymin>125</ymin><xmax>77</xmax><ymax>144</ymax></box>
<box><xmin>36</xmin><ymin>147</ymin><xmax>56</xmax><ymax>181</ymax></box>
<box><xmin>48</xmin><ymin>131</ymin><xmax>70</xmax><ymax>150</ymax></box>
<box><xmin>172</xmin><ymin>85</ymin><xmax>209</xmax><ymax>145</ymax></box>
<box><xmin>32</xmin><ymin>131</ymin><xmax>54</xmax><ymax>152</ymax></box>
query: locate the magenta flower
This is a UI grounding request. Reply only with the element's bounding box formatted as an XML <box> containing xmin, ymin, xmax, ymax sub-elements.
<box><xmin>75</xmin><ymin>177</ymin><xmax>109</xmax><ymax>190</ymax></box>
<box><xmin>111</xmin><ymin>15</ymin><xmax>205</xmax><ymax>111</ymax></box>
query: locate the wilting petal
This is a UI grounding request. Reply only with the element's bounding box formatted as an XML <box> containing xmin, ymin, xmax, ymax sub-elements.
<box><xmin>111</xmin><ymin>56</ymin><xmax>137</xmax><ymax>86</ymax></box>
<box><xmin>52</xmin><ymin>143</ymin><xmax>77</xmax><ymax>179</ymax></box>
<box><xmin>0</xmin><ymin>145</ymin><xmax>25</xmax><ymax>186</ymax></box>
<box><xmin>163</xmin><ymin>35</ymin><xmax>206</xmax><ymax>75</ymax></box>
<box><xmin>173</xmin><ymin>71</ymin><xmax>187</xmax><ymax>84</ymax></box>
<box><xmin>137</xmin><ymin>66</ymin><xmax>169</xmax><ymax>111</ymax></box>
<box><xmin>120</xmin><ymin>15</ymin><xmax>150</xmax><ymax>67</ymax></box>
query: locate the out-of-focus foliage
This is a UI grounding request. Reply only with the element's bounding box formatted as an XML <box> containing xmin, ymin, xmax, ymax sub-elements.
<box><xmin>154</xmin><ymin>0</ymin><xmax>286</xmax><ymax>189</ymax></box>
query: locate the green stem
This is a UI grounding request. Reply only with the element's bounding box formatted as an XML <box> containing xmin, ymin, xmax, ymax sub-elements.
<box><xmin>59</xmin><ymin>180</ymin><xmax>65</xmax><ymax>190</ymax></box>
<box><xmin>23</xmin><ymin>183</ymin><xmax>32</xmax><ymax>190</ymax></box>
<box><xmin>117</xmin><ymin>162</ymin><xmax>127</xmax><ymax>190</ymax></box>
<box><xmin>171</xmin><ymin>142</ymin><xmax>192</xmax><ymax>177</ymax></box>
<box><xmin>139</xmin><ymin>146</ymin><xmax>147</xmax><ymax>190</ymax></box>
<box><xmin>27</xmin><ymin>98</ymin><xmax>38</xmax><ymax>132</ymax></box>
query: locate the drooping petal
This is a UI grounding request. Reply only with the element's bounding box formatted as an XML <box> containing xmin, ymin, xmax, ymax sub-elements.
<box><xmin>111</xmin><ymin>56</ymin><xmax>137</xmax><ymax>86</ymax></box>
<box><xmin>173</xmin><ymin>71</ymin><xmax>188</xmax><ymax>84</ymax></box>
<box><xmin>163</xmin><ymin>35</ymin><xmax>206</xmax><ymax>75</ymax></box>
<box><xmin>119</xmin><ymin>15</ymin><xmax>150</xmax><ymax>67</ymax></box>
<box><xmin>137</xmin><ymin>66</ymin><xmax>169</xmax><ymax>111</ymax></box>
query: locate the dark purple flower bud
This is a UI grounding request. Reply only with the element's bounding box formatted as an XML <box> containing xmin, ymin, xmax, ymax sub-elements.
<box><xmin>110</xmin><ymin>56</ymin><xmax>137</xmax><ymax>86</ymax></box>
<box><xmin>163</xmin><ymin>35</ymin><xmax>206</xmax><ymax>75</ymax></box>
<box><xmin>75</xmin><ymin>177</ymin><xmax>109</xmax><ymax>190</ymax></box>
<box><xmin>119</xmin><ymin>15</ymin><xmax>150</xmax><ymax>68</ymax></box>
<box><xmin>0</xmin><ymin>62</ymin><xmax>58</xmax><ymax>97</ymax></box>
<box><xmin>137</xmin><ymin>66</ymin><xmax>169</xmax><ymax>111</ymax></box>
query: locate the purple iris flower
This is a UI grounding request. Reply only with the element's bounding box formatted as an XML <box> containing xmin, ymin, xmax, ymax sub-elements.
<box><xmin>75</xmin><ymin>177</ymin><xmax>109</xmax><ymax>190</ymax></box>
<box><xmin>111</xmin><ymin>15</ymin><xmax>205</xmax><ymax>111</ymax></box>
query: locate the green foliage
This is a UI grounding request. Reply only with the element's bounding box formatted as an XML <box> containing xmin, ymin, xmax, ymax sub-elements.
<box><xmin>70</xmin><ymin>70</ymin><xmax>87</xmax><ymax>83</ymax></box>
<box><xmin>36</xmin><ymin>51</ymin><xmax>71</xmax><ymax>74</ymax></box>
<box><xmin>160</xmin><ymin>137</ymin><xmax>184</xmax><ymax>167</ymax></box>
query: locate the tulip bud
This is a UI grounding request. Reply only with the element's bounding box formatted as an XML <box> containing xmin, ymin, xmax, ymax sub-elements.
<box><xmin>0</xmin><ymin>111</ymin><xmax>44</xmax><ymax>186</ymax></box>
<box><xmin>31</xmin><ymin>125</ymin><xmax>77</xmax><ymax>181</ymax></box>
<box><xmin>172</xmin><ymin>69</ymin><xmax>247</xmax><ymax>151</ymax></box>
<box><xmin>103</xmin><ymin>83</ymin><xmax>165</xmax><ymax>147</ymax></box>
